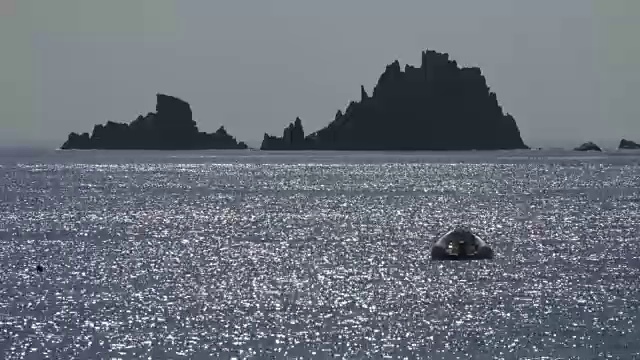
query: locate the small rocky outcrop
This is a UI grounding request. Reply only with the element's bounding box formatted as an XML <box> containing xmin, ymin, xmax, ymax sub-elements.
<box><xmin>261</xmin><ymin>49</ymin><xmax>528</xmax><ymax>151</ymax></box>
<box><xmin>618</xmin><ymin>139</ymin><xmax>640</xmax><ymax>149</ymax></box>
<box><xmin>61</xmin><ymin>94</ymin><xmax>247</xmax><ymax>150</ymax></box>
<box><xmin>574</xmin><ymin>141</ymin><xmax>602</xmax><ymax>152</ymax></box>
<box><xmin>261</xmin><ymin>117</ymin><xmax>312</xmax><ymax>150</ymax></box>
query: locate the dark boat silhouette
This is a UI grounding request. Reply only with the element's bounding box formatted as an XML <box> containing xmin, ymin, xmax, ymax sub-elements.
<box><xmin>431</xmin><ymin>228</ymin><xmax>493</xmax><ymax>261</ymax></box>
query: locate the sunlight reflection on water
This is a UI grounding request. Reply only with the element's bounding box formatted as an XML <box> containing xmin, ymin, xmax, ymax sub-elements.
<box><xmin>0</xmin><ymin>150</ymin><xmax>639</xmax><ymax>359</ymax></box>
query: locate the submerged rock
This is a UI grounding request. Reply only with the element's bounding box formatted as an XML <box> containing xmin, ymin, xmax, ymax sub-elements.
<box><xmin>261</xmin><ymin>49</ymin><xmax>528</xmax><ymax>151</ymax></box>
<box><xmin>61</xmin><ymin>94</ymin><xmax>247</xmax><ymax>150</ymax></box>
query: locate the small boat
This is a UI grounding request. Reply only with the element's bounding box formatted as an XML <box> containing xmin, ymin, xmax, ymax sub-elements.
<box><xmin>431</xmin><ymin>228</ymin><xmax>493</xmax><ymax>260</ymax></box>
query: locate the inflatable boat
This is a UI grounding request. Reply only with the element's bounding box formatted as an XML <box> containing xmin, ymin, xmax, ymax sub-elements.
<box><xmin>431</xmin><ymin>228</ymin><xmax>493</xmax><ymax>260</ymax></box>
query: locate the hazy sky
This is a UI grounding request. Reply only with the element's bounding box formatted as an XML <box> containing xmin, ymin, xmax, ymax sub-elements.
<box><xmin>1</xmin><ymin>0</ymin><xmax>638</xmax><ymax>148</ymax></box>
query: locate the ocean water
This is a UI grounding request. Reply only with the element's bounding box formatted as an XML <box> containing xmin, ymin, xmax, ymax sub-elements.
<box><xmin>1</xmin><ymin>148</ymin><xmax>640</xmax><ymax>359</ymax></box>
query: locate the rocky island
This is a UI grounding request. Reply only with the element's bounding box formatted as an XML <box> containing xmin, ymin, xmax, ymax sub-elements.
<box><xmin>573</xmin><ymin>141</ymin><xmax>602</xmax><ymax>152</ymax></box>
<box><xmin>618</xmin><ymin>139</ymin><xmax>640</xmax><ymax>150</ymax></box>
<box><xmin>61</xmin><ymin>94</ymin><xmax>247</xmax><ymax>150</ymax></box>
<box><xmin>261</xmin><ymin>49</ymin><xmax>528</xmax><ymax>151</ymax></box>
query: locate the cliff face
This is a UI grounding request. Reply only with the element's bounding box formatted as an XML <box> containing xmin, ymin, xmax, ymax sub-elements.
<box><xmin>261</xmin><ymin>49</ymin><xmax>528</xmax><ymax>151</ymax></box>
<box><xmin>61</xmin><ymin>94</ymin><xmax>247</xmax><ymax>150</ymax></box>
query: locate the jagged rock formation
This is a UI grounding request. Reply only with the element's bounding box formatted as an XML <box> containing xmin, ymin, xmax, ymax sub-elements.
<box><xmin>618</xmin><ymin>139</ymin><xmax>640</xmax><ymax>149</ymax></box>
<box><xmin>261</xmin><ymin>117</ymin><xmax>312</xmax><ymax>150</ymax></box>
<box><xmin>574</xmin><ymin>141</ymin><xmax>602</xmax><ymax>152</ymax></box>
<box><xmin>61</xmin><ymin>94</ymin><xmax>247</xmax><ymax>150</ymax></box>
<box><xmin>261</xmin><ymin>49</ymin><xmax>528</xmax><ymax>151</ymax></box>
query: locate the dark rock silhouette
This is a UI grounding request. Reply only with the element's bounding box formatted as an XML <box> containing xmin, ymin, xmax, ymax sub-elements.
<box><xmin>36</xmin><ymin>264</ymin><xmax>44</xmax><ymax>273</ymax></box>
<box><xmin>61</xmin><ymin>94</ymin><xmax>247</xmax><ymax>150</ymax></box>
<box><xmin>618</xmin><ymin>139</ymin><xmax>640</xmax><ymax>150</ymax></box>
<box><xmin>574</xmin><ymin>141</ymin><xmax>602</xmax><ymax>152</ymax></box>
<box><xmin>261</xmin><ymin>49</ymin><xmax>528</xmax><ymax>151</ymax></box>
<box><xmin>261</xmin><ymin>117</ymin><xmax>313</xmax><ymax>150</ymax></box>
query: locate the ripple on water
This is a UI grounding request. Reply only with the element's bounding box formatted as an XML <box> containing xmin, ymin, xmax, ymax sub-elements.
<box><xmin>1</xmin><ymin>153</ymin><xmax>640</xmax><ymax>359</ymax></box>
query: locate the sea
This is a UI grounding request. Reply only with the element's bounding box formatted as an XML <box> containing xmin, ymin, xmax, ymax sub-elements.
<box><xmin>0</xmin><ymin>148</ymin><xmax>639</xmax><ymax>360</ymax></box>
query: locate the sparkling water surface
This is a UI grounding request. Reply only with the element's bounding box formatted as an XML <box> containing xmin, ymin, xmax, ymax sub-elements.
<box><xmin>1</xmin><ymin>148</ymin><xmax>640</xmax><ymax>359</ymax></box>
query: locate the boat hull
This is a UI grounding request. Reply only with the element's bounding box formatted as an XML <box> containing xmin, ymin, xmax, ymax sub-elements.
<box><xmin>431</xmin><ymin>229</ymin><xmax>493</xmax><ymax>260</ymax></box>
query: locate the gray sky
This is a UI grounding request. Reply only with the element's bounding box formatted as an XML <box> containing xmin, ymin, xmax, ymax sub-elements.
<box><xmin>1</xmin><ymin>0</ymin><xmax>638</xmax><ymax>148</ymax></box>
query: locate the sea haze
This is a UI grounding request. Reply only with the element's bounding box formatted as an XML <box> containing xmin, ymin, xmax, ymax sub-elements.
<box><xmin>1</xmin><ymin>148</ymin><xmax>639</xmax><ymax>359</ymax></box>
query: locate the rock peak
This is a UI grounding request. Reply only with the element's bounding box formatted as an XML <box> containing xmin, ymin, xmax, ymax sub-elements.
<box><xmin>360</xmin><ymin>85</ymin><xmax>369</xmax><ymax>101</ymax></box>
<box><xmin>262</xmin><ymin>48</ymin><xmax>528</xmax><ymax>151</ymax></box>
